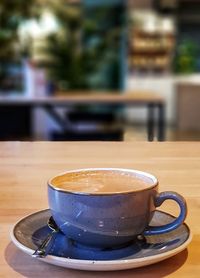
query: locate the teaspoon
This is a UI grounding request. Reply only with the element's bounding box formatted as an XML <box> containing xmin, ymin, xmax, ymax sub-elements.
<box><xmin>32</xmin><ymin>216</ymin><xmax>59</xmax><ymax>258</ymax></box>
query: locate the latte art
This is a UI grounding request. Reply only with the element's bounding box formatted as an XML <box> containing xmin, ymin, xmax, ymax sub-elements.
<box><xmin>50</xmin><ymin>169</ymin><xmax>153</xmax><ymax>194</ymax></box>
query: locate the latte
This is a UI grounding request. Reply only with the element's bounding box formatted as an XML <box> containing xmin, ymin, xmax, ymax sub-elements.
<box><xmin>50</xmin><ymin>169</ymin><xmax>153</xmax><ymax>194</ymax></box>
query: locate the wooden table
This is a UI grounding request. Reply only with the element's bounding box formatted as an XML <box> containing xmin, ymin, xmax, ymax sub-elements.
<box><xmin>1</xmin><ymin>141</ymin><xmax>199</xmax><ymax>277</ymax></box>
<box><xmin>0</xmin><ymin>92</ymin><xmax>165</xmax><ymax>141</ymax></box>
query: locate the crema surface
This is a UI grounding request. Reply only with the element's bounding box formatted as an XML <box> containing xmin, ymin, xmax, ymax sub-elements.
<box><xmin>50</xmin><ymin>170</ymin><xmax>154</xmax><ymax>194</ymax></box>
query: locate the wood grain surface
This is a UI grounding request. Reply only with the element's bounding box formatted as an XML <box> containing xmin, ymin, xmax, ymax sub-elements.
<box><xmin>0</xmin><ymin>142</ymin><xmax>199</xmax><ymax>277</ymax></box>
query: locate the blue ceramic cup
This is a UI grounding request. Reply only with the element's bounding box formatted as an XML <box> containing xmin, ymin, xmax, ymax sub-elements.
<box><xmin>48</xmin><ymin>168</ymin><xmax>187</xmax><ymax>249</ymax></box>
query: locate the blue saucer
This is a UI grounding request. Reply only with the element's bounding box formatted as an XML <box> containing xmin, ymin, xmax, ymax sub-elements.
<box><xmin>12</xmin><ymin>209</ymin><xmax>191</xmax><ymax>262</ymax></box>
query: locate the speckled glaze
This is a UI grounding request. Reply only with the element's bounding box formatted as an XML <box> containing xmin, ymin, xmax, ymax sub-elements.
<box><xmin>48</xmin><ymin>168</ymin><xmax>187</xmax><ymax>248</ymax></box>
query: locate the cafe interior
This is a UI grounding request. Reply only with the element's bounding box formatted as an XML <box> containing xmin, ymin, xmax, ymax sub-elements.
<box><xmin>1</xmin><ymin>1</ymin><xmax>200</xmax><ymax>277</ymax></box>
<box><xmin>1</xmin><ymin>0</ymin><xmax>200</xmax><ymax>142</ymax></box>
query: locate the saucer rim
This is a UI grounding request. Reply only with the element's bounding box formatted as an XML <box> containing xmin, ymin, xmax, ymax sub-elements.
<box><xmin>10</xmin><ymin>209</ymin><xmax>192</xmax><ymax>271</ymax></box>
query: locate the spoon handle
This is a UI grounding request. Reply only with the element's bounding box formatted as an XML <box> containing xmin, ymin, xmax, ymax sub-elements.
<box><xmin>32</xmin><ymin>231</ymin><xmax>57</xmax><ymax>258</ymax></box>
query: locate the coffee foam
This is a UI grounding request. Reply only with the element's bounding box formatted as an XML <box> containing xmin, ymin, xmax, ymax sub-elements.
<box><xmin>50</xmin><ymin>169</ymin><xmax>154</xmax><ymax>194</ymax></box>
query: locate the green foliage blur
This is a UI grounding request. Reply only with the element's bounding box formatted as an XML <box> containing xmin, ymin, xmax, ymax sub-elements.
<box><xmin>174</xmin><ymin>39</ymin><xmax>200</xmax><ymax>74</ymax></box>
<box><xmin>0</xmin><ymin>0</ymin><xmax>40</xmax><ymax>91</ymax></box>
<box><xmin>38</xmin><ymin>2</ymin><xmax>124</xmax><ymax>91</ymax></box>
<box><xmin>0</xmin><ymin>1</ymin><xmax>124</xmax><ymax>92</ymax></box>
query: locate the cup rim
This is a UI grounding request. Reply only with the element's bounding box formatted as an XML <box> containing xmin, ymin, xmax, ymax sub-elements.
<box><xmin>48</xmin><ymin>168</ymin><xmax>158</xmax><ymax>195</ymax></box>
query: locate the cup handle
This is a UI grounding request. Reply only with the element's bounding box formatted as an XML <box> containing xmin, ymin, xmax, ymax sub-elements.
<box><xmin>143</xmin><ymin>191</ymin><xmax>187</xmax><ymax>236</ymax></box>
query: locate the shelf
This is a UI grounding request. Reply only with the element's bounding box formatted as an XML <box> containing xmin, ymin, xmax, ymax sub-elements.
<box><xmin>128</xmin><ymin>29</ymin><xmax>175</xmax><ymax>72</ymax></box>
<box><xmin>130</xmin><ymin>50</ymin><xmax>170</xmax><ymax>56</ymax></box>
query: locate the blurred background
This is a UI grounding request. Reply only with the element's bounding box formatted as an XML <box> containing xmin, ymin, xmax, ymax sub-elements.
<box><xmin>1</xmin><ymin>0</ymin><xmax>200</xmax><ymax>141</ymax></box>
